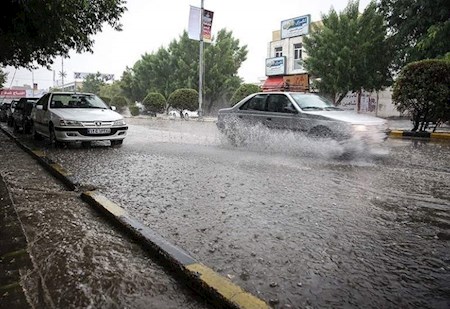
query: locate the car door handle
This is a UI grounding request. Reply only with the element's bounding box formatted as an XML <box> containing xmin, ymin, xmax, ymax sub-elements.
<box><xmin>266</xmin><ymin>117</ymin><xmax>272</xmax><ymax>121</ymax></box>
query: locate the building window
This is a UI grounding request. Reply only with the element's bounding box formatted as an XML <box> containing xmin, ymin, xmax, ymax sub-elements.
<box><xmin>275</xmin><ymin>47</ymin><xmax>283</xmax><ymax>57</ymax></box>
<box><xmin>293</xmin><ymin>43</ymin><xmax>303</xmax><ymax>70</ymax></box>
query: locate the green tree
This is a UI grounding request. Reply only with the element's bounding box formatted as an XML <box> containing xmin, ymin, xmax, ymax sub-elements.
<box><xmin>230</xmin><ymin>83</ymin><xmax>261</xmax><ymax>106</ymax></box>
<box><xmin>82</xmin><ymin>73</ymin><xmax>106</xmax><ymax>95</ymax></box>
<box><xmin>111</xmin><ymin>95</ymin><xmax>128</xmax><ymax>113</ymax></box>
<box><xmin>99</xmin><ymin>81</ymin><xmax>122</xmax><ymax>99</ymax></box>
<box><xmin>0</xmin><ymin>0</ymin><xmax>126</xmax><ymax>68</ymax></box>
<box><xmin>142</xmin><ymin>92</ymin><xmax>166</xmax><ymax>113</ymax></box>
<box><xmin>379</xmin><ymin>0</ymin><xmax>450</xmax><ymax>70</ymax></box>
<box><xmin>167</xmin><ymin>88</ymin><xmax>198</xmax><ymax>111</ymax></box>
<box><xmin>303</xmin><ymin>0</ymin><xmax>392</xmax><ymax>105</ymax></box>
<box><xmin>0</xmin><ymin>69</ymin><xmax>6</xmax><ymax>88</ymax></box>
<box><xmin>120</xmin><ymin>29</ymin><xmax>247</xmax><ymax>115</ymax></box>
<box><xmin>392</xmin><ymin>59</ymin><xmax>450</xmax><ymax>132</ymax></box>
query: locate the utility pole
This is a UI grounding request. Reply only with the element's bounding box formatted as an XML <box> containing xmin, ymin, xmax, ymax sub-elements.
<box><xmin>198</xmin><ymin>0</ymin><xmax>204</xmax><ymax>119</ymax></box>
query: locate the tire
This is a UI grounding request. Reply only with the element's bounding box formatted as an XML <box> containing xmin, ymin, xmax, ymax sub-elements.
<box><xmin>13</xmin><ymin>120</ymin><xmax>19</xmax><ymax>133</ymax></box>
<box><xmin>111</xmin><ymin>140</ymin><xmax>123</xmax><ymax>146</ymax></box>
<box><xmin>49</xmin><ymin>125</ymin><xmax>63</xmax><ymax>148</ymax></box>
<box><xmin>32</xmin><ymin>123</ymin><xmax>43</xmax><ymax>140</ymax></box>
<box><xmin>309</xmin><ymin>126</ymin><xmax>333</xmax><ymax>139</ymax></box>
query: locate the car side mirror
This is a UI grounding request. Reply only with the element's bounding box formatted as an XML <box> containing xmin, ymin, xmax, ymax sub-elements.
<box><xmin>35</xmin><ymin>105</ymin><xmax>43</xmax><ymax>110</ymax></box>
<box><xmin>110</xmin><ymin>106</ymin><xmax>117</xmax><ymax>111</ymax></box>
<box><xmin>284</xmin><ymin>106</ymin><xmax>298</xmax><ymax>113</ymax></box>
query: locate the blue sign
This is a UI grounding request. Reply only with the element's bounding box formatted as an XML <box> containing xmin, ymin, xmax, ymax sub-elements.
<box><xmin>281</xmin><ymin>15</ymin><xmax>311</xmax><ymax>38</ymax></box>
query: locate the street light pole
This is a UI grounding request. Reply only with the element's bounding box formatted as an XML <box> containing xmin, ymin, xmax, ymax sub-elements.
<box><xmin>198</xmin><ymin>0</ymin><xmax>204</xmax><ymax>119</ymax></box>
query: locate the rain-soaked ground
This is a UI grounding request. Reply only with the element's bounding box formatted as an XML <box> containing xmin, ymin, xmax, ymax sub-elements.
<box><xmin>9</xmin><ymin>118</ymin><xmax>450</xmax><ymax>308</ymax></box>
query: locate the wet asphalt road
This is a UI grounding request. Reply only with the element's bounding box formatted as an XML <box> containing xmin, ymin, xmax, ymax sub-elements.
<box><xmin>12</xmin><ymin>118</ymin><xmax>450</xmax><ymax>308</ymax></box>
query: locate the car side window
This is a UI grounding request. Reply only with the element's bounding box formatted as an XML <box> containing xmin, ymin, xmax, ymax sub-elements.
<box><xmin>239</xmin><ymin>94</ymin><xmax>268</xmax><ymax>111</ymax></box>
<box><xmin>35</xmin><ymin>94</ymin><xmax>50</xmax><ymax>109</ymax></box>
<box><xmin>267</xmin><ymin>94</ymin><xmax>296</xmax><ymax>113</ymax></box>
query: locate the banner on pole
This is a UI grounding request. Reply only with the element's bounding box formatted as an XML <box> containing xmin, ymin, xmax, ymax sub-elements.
<box><xmin>188</xmin><ymin>6</ymin><xmax>214</xmax><ymax>43</ymax></box>
<box><xmin>188</xmin><ymin>6</ymin><xmax>201</xmax><ymax>40</ymax></box>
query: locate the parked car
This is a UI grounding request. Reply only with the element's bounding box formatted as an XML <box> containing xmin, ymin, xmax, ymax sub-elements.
<box><xmin>168</xmin><ymin>109</ymin><xmax>198</xmax><ymax>120</ymax></box>
<box><xmin>6</xmin><ymin>100</ymin><xmax>19</xmax><ymax>126</ymax></box>
<box><xmin>182</xmin><ymin>109</ymin><xmax>199</xmax><ymax>120</ymax></box>
<box><xmin>0</xmin><ymin>102</ymin><xmax>11</xmax><ymax>122</ymax></box>
<box><xmin>217</xmin><ymin>92</ymin><xmax>389</xmax><ymax>145</ymax></box>
<box><xmin>12</xmin><ymin>97</ymin><xmax>39</xmax><ymax>133</ymax></box>
<box><xmin>31</xmin><ymin>92</ymin><xmax>128</xmax><ymax>147</ymax></box>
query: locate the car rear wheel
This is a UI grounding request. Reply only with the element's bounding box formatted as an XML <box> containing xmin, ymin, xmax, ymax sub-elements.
<box><xmin>13</xmin><ymin>120</ymin><xmax>19</xmax><ymax>133</ymax></box>
<box><xmin>32</xmin><ymin>122</ymin><xmax>43</xmax><ymax>140</ymax></box>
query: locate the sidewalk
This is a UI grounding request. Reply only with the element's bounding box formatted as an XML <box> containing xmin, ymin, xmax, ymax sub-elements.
<box><xmin>0</xmin><ymin>130</ymin><xmax>211</xmax><ymax>308</ymax></box>
<box><xmin>387</xmin><ymin>118</ymin><xmax>450</xmax><ymax>140</ymax></box>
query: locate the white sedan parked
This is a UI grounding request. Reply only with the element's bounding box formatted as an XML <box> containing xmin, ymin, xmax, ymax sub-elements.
<box><xmin>31</xmin><ymin>92</ymin><xmax>128</xmax><ymax>147</ymax></box>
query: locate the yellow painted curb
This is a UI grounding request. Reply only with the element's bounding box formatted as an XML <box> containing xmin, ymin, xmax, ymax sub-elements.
<box><xmin>389</xmin><ymin>130</ymin><xmax>403</xmax><ymax>138</ymax></box>
<box><xmin>187</xmin><ymin>263</ymin><xmax>269</xmax><ymax>309</ymax></box>
<box><xmin>49</xmin><ymin>163</ymin><xmax>69</xmax><ymax>176</ymax></box>
<box><xmin>431</xmin><ymin>132</ymin><xmax>450</xmax><ymax>140</ymax></box>
<box><xmin>84</xmin><ymin>191</ymin><xmax>126</xmax><ymax>217</ymax></box>
<box><xmin>32</xmin><ymin>150</ymin><xmax>46</xmax><ymax>157</ymax></box>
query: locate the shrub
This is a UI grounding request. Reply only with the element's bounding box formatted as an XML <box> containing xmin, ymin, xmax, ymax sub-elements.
<box><xmin>230</xmin><ymin>83</ymin><xmax>261</xmax><ymax>106</ymax></box>
<box><xmin>392</xmin><ymin>59</ymin><xmax>450</xmax><ymax>131</ymax></box>
<box><xmin>167</xmin><ymin>88</ymin><xmax>198</xmax><ymax>111</ymax></box>
<box><xmin>142</xmin><ymin>92</ymin><xmax>166</xmax><ymax>113</ymax></box>
<box><xmin>129</xmin><ymin>104</ymin><xmax>140</xmax><ymax>116</ymax></box>
<box><xmin>111</xmin><ymin>95</ymin><xmax>128</xmax><ymax>113</ymax></box>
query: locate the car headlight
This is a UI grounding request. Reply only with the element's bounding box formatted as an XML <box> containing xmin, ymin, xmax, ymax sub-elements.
<box><xmin>60</xmin><ymin>119</ymin><xmax>81</xmax><ymax>126</ymax></box>
<box><xmin>114</xmin><ymin>119</ymin><xmax>126</xmax><ymax>126</ymax></box>
<box><xmin>352</xmin><ymin>124</ymin><xmax>367</xmax><ymax>132</ymax></box>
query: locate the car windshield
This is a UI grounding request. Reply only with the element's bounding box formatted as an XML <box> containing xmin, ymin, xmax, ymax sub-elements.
<box><xmin>50</xmin><ymin>94</ymin><xmax>108</xmax><ymax>109</ymax></box>
<box><xmin>291</xmin><ymin>94</ymin><xmax>342</xmax><ymax>111</ymax></box>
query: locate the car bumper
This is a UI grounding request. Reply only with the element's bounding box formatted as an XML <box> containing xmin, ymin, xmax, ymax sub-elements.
<box><xmin>54</xmin><ymin>126</ymin><xmax>128</xmax><ymax>142</ymax></box>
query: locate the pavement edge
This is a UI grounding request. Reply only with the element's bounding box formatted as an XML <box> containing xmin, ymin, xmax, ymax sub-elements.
<box><xmin>388</xmin><ymin>130</ymin><xmax>450</xmax><ymax>140</ymax></box>
<box><xmin>81</xmin><ymin>191</ymin><xmax>269</xmax><ymax>309</ymax></box>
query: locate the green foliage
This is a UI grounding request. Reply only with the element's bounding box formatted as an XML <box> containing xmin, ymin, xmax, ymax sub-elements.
<box><xmin>142</xmin><ymin>92</ymin><xmax>166</xmax><ymax>113</ymax></box>
<box><xmin>0</xmin><ymin>69</ymin><xmax>6</xmax><ymax>88</ymax></box>
<box><xmin>303</xmin><ymin>0</ymin><xmax>391</xmax><ymax>103</ymax></box>
<box><xmin>392</xmin><ymin>59</ymin><xmax>450</xmax><ymax>131</ymax></box>
<box><xmin>129</xmin><ymin>104</ymin><xmax>140</xmax><ymax>116</ymax></box>
<box><xmin>120</xmin><ymin>29</ymin><xmax>247</xmax><ymax>114</ymax></box>
<box><xmin>111</xmin><ymin>95</ymin><xmax>128</xmax><ymax>113</ymax></box>
<box><xmin>379</xmin><ymin>0</ymin><xmax>450</xmax><ymax>70</ymax></box>
<box><xmin>99</xmin><ymin>81</ymin><xmax>122</xmax><ymax>99</ymax></box>
<box><xmin>230</xmin><ymin>84</ymin><xmax>261</xmax><ymax>106</ymax></box>
<box><xmin>167</xmin><ymin>88</ymin><xmax>198</xmax><ymax>111</ymax></box>
<box><xmin>100</xmin><ymin>96</ymin><xmax>111</xmax><ymax>104</ymax></box>
<box><xmin>0</xmin><ymin>0</ymin><xmax>126</xmax><ymax>68</ymax></box>
<box><xmin>82</xmin><ymin>73</ymin><xmax>106</xmax><ymax>95</ymax></box>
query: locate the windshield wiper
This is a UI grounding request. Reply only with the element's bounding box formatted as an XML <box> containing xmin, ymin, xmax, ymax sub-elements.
<box><xmin>324</xmin><ymin>106</ymin><xmax>343</xmax><ymax>111</ymax></box>
<box><xmin>301</xmin><ymin>106</ymin><xmax>324</xmax><ymax>110</ymax></box>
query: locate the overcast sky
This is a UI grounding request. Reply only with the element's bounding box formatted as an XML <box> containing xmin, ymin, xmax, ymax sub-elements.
<box><xmin>4</xmin><ymin>0</ymin><xmax>371</xmax><ymax>90</ymax></box>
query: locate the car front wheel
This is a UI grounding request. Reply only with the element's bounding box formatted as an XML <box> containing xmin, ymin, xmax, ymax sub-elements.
<box><xmin>32</xmin><ymin>122</ymin><xmax>43</xmax><ymax>140</ymax></box>
<box><xmin>49</xmin><ymin>125</ymin><xmax>63</xmax><ymax>148</ymax></box>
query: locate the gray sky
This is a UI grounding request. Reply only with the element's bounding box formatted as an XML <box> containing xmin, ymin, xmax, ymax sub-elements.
<box><xmin>4</xmin><ymin>0</ymin><xmax>371</xmax><ymax>90</ymax></box>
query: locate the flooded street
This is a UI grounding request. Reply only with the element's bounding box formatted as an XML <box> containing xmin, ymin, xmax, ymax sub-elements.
<box><xmin>19</xmin><ymin>118</ymin><xmax>450</xmax><ymax>308</ymax></box>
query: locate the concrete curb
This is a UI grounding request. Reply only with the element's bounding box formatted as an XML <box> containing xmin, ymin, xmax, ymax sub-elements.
<box><xmin>0</xmin><ymin>126</ymin><xmax>270</xmax><ymax>309</ymax></box>
<box><xmin>81</xmin><ymin>191</ymin><xmax>269</xmax><ymax>309</ymax></box>
<box><xmin>389</xmin><ymin>130</ymin><xmax>450</xmax><ymax>140</ymax></box>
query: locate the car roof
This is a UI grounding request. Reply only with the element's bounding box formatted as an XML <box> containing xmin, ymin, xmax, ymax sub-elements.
<box><xmin>50</xmin><ymin>92</ymin><xmax>95</xmax><ymax>95</ymax></box>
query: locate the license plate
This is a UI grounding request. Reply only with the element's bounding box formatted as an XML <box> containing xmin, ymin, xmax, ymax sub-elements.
<box><xmin>87</xmin><ymin>128</ymin><xmax>111</xmax><ymax>134</ymax></box>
